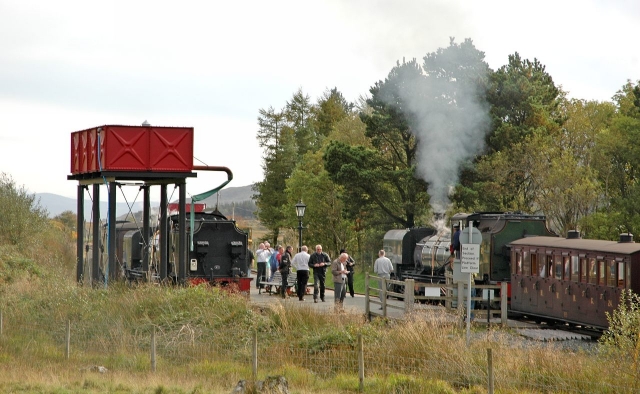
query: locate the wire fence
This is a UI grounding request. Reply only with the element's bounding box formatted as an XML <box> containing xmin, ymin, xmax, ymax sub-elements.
<box><xmin>0</xmin><ymin>309</ymin><xmax>635</xmax><ymax>393</ymax></box>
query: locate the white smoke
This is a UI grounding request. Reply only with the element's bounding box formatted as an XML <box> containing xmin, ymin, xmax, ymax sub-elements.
<box><xmin>393</xmin><ymin>53</ymin><xmax>491</xmax><ymax>212</ymax></box>
<box><xmin>431</xmin><ymin>216</ymin><xmax>450</xmax><ymax>236</ymax></box>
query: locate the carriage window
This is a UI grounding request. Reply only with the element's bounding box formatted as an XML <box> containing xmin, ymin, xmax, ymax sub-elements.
<box><xmin>531</xmin><ymin>254</ymin><xmax>538</xmax><ymax>277</ymax></box>
<box><xmin>554</xmin><ymin>255</ymin><xmax>562</xmax><ymax>279</ymax></box>
<box><xmin>515</xmin><ymin>252</ymin><xmax>522</xmax><ymax>274</ymax></box>
<box><xmin>523</xmin><ymin>251</ymin><xmax>530</xmax><ymax>276</ymax></box>
<box><xmin>619</xmin><ymin>262</ymin><xmax>626</xmax><ymax>288</ymax></box>
<box><xmin>598</xmin><ymin>260</ymin><xmax>606</xmax><ymax>286</ymax></box>
<box><xmin>540</xmin><ymin>255</ymin><xmax>549</xmax><ymax>277</ymax></box>
<box><xmin>607</xmin><ymin>260</ymin><xmax>617</xmax><ymax>287</ymax></box>
<box><xmin>563</xmin><ymin>256</ymin><xmax>570</xmax><ymax>280</ymax></box>
<box><xmin>580</xmin><ymin>258</ymin><xmax>588</xmax><ymax>283</ymax></box>
<box><xmin>588</xmin><ymin>258</ymin><xmax>597</xmax><ymax>284</ymax></box>
<box><xmin>571</xmin><ymin>256</ymin><xmax>579</xmax><ymax>280</ymax></box>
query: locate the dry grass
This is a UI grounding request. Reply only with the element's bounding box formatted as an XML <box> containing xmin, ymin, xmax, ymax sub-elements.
<box><xmin>0</xmin><ymin>283</ymin><xmax>636</xmax><ymax>393</ymax></box>
<box><xmin>0</xmin><ymin>224</ymin><xmax>638</xmax><ymax>393</ymax></box>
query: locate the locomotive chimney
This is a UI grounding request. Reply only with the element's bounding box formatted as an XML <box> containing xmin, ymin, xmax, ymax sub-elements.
<box><xmin>566</xmin><ymin>230</ymin><xmax>581</xmax><ymax>239</ymax></box>
<box><xmin>619</xmin><ymin>233</ymin><xmax>634</xmax><ymax>243</ymax></box>
<box><xmin>431</xmin><ymin>212</ymin><xmax>447</xmax><ymax>234</ymax></box>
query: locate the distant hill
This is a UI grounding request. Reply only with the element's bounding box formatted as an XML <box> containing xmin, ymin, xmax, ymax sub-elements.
<box><xmin>36</xmin><ymin>193</ymin><xmax>152</xmax><ymax>219</ymax></box>
<box><xmin>37</xmin><ymin>184</ymin><xmax>256</xmax><ymax>219</ymax></box>
<box><xmin>197</xmin><ymin>184</ymin><xmax>255</xmax><ymax>207</ymax></box>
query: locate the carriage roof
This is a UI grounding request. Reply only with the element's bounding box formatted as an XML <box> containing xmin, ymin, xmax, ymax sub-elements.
<box><xmin>510</xmin><ymin>236</ymin><xmax>640</xmax><ymax>255</ymax></box>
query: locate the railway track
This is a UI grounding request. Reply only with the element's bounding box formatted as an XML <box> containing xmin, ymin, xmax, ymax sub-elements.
<box><xmin>507</xmin><ymin>312</ymin><xmax>603</xmax><ymax>341</ymax></box>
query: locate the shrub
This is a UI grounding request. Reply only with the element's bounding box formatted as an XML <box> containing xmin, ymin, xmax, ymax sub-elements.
<box><xmin>599</xmin><ymin>289</ymin><xmax>640</xmax><ymax>390</ymax></box>
<box><xmin>0</xmin><ymin>173</ymin><xmax>50</xmax><ymax>249</ymax></box>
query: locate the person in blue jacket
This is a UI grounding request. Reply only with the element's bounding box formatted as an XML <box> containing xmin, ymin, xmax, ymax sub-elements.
<box><xmin>451</xmin><ymin>224</ymin><xmax>461</xmax><ymax>258</ymax></box>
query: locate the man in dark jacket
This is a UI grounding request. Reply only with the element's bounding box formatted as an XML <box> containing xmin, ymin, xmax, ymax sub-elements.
<box><xmin>452</xmin><ymin>224</ymin><xmax>461</xmax><ymax>258</ymax></box>
<box><xmin>279</xmin><ymin>246</ymin><xmax>293</xmax><ymax>299</ymax></box>
<box><xmin>308</xmin><ymin>244</ymin><xmax>331</xmax><ymax>303</ymax></box>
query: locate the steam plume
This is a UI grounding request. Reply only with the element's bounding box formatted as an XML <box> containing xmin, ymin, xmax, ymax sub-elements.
<box><xmin>389</xmin><ymin>51</ymin><xmax>491</xmax><ymax>212</ymax></box>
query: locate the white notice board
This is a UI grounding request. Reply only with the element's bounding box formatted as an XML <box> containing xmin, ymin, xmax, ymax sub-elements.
<box><xmin>461</xmin><ymin>244</ymin><xmax>480</xmax><ymax>273</ymax></box>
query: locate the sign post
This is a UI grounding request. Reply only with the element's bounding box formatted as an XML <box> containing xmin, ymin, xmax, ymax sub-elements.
<box><xmin>460</xmin><ymin>222</ymin><xmax>481</xmax><ymax>346</ymax></box>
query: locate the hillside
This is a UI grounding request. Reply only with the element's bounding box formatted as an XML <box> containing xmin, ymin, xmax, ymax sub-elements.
<box><xmin>37</xmin><ymin>184</ymin><xmax>255</xmax><ymax>218</ymax></box>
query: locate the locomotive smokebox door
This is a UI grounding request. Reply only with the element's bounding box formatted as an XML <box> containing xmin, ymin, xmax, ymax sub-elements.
<box><xmin>230</xmin><ymin>241</ymin><xmax>243</xmax><ymax>258</ymax></box>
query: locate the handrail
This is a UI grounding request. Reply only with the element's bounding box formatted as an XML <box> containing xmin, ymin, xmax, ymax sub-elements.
<box><xmin>365</xmin><ymin>273</ymin><xmax>508</xmax><ymax>325</ymax></box>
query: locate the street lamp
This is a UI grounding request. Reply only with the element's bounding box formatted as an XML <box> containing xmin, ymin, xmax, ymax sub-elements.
<box><xmin>295</xmin><ymin>200</ymin><xmax>306</xmax><ymax>253</ymax></box>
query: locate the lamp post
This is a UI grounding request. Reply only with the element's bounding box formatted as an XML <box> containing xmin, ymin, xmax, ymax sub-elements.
<box><xmin>295</xmin><ymin>200</ymin><xmax>306</xmax><ymax>253</ymax></box>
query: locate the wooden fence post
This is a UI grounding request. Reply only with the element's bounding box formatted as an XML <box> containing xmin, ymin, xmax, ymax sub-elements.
<box><xmin>457</xmin><ymin>281</ymin><xmax>464</xmax><ymax>310</ymax></box>
<box><xmin>252</xmin><ymin>330</ymin><xmax>258</xmax><ymax>380</ymax></box>
<box><xmin>487</xmin><ymin>348</ymin><xmax>494</xmax><ymax>394</ymax></box>
<box><xmin>404</xmin><ymin>279</ymin><xmax>414</xmax><ymax>313</ymax></box>
<box><xmin>457</xmin><ymin>281</ymin><xmax>465</xmax><ymax>328</ymax></box>
<box><xmin>358</xmin><ymin>334</ymin><xmax>364</xmax><ymax>392</ymax></box>
<box><xmin>365</xmin><ymin>273</ymin><xmax>370</xmax><ymax>321</ymax></box>
<box><xmin>501</xmin><ymin>282</ymin><xmax>508</xmax><ymax>326</ymax></box>
<box><xmin>65</xmin><ymin>320</ymin><xmax>71</xmax><ymax>360</ymax></box>
<box><xmin>381</xmin><ymin>277</ymin><xmax>387</xmax><ymax>316</ymax></box>
<box><xmin>151</xmin><ymin>326</ymin><xmax>156</xmax><ymax>373</ymax></box>
<box><xmin>445</xmin><ymin>273</ymin><xmax>452</xmax><ymax>310</ymax></box>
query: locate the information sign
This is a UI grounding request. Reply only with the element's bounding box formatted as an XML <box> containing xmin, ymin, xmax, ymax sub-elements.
<box><xmin>461</xmin><ymin>244</ymin><xmax>480</xmax><ymax>273</ymax></box>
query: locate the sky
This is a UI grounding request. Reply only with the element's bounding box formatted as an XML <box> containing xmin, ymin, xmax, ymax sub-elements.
<box><xmin>1</xmin><ymin>0</ymin><xmax>639</xmax><ymax>204</ymax></box>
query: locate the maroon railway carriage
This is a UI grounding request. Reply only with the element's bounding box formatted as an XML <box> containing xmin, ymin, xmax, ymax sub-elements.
<box><xmin>509</xmin><ymin>233</ymin><xmax>640</xmax><ymax>329</ymax></box>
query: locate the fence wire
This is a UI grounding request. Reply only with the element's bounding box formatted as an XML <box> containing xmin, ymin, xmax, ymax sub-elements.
<box><xmin>0</xmin><ymin>315</ymin><xmax>635</xmax><ymax>393</ymax></box>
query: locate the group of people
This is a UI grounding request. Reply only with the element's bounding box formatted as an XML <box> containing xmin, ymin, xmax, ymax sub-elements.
<box><xmin>244</xmin><ymin>227</ymin><xmax>460</xmax><ymax>311</ymax></box>
<box><xmin>252</xmin><ymin>242</ymin><xmax>357</xmax><ymax>309</ymax></box>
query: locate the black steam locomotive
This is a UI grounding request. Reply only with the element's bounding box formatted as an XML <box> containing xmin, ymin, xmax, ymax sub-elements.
<box><xmin>383</xmin><ymin>212</ymin><xmax>555</xmax><ymax>295</ymax></box>
<box><xmin>101</xmin><ymin>208</ymin><xmax>250</xmax><ymax>289</ymax></box>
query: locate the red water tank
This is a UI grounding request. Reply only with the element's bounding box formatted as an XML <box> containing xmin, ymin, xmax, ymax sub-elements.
<box><xmin>167</xmin><ymin>203</ymin><xmax>206</xmax><ymax>214</ymax></box>
<box><xmin>70</xmin><ymin>125</ymin><xmax>194</xmax><ymax>174</ymax></box>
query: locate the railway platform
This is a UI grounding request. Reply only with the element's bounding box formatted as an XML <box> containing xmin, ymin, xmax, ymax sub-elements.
<box><xmin>245</xmin><ymin>273</ymin><xmax>596</xmax><ymax>342</ymax></box>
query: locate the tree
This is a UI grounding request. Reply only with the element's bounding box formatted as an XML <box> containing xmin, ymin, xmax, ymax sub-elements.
<box><xmin>285</xmin><ymin>88</ymin><xmax>314</xmax><ymax>157</ymax></box>
<box><xmin>310</xmin><ymin>88</ymin><xmax>352</xmax><ymax>150</ymax></box>
<box><xmin>459</xmin><ymin>52</ymin><xmax>564</xmax><ymax>212</ymax></box>
<box><xmin>325</xmin><ymin>58</ymin><xmax>430</xmax><ymax>228</ymax></box>
<box><xmin>530</xmin><ymin>99</ymin><xmax>614</xmax><ymax>235</ymax></box>
<box><xmin>285</xmin><ymin>150</ymin><xmax>352</xmax><ymax>257</ymax></box>
<box><xmin>594</xmin><ymin>116</ymin><xmax>640</xmax><ymax>236</ymax></box>
<box><xmin>525</xmin><ymin>130</ymin><xmax>600</xmax><ymax>235</ymax></box>
<box><xmin>256</xmin><ymin>106</ymin><xmax>285</xmax><ymax>153</ymax></box>
<box><xmin>53</xmin><ymin>210</ymin><xmax>77</xmax><ymax>232</ymax></box>
<box><xmin>486</xmin><ymin>52</ymin><xmax>563</xmax><ymax>153</ymax></box>
<box><xmin>327</xmin><ymin>39</ymin><xmax>491</xmax><ymax>227</ymax></box>
<box><xmin>417</xmin><ymin>38</ymin><xmax>491</xmax><ymax>210</ymax></box>
<box><xmin>613</xmin><ymin>79</ymin><xmax>640</xmax><ymax>119</ymax></box>
<box><xmin>0</xmin><ymin>173</ymin><xmax>51</xmax><ymax>250</ymax></box>
<box><xmin>577</xmin><ymin>81</ymin><xmax>640</xmax><ymax>239</ymax></box>
<box><xmin>253</xmin><ymin>106</ymin><xmax>294</xmax><ymax>244</ymax></box>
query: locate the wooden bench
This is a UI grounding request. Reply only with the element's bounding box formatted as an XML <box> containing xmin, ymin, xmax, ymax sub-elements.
<box><xmin>259</xmin><ymin>271</ymin><xmax>312</xmax><ymax>295</ymax></box>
